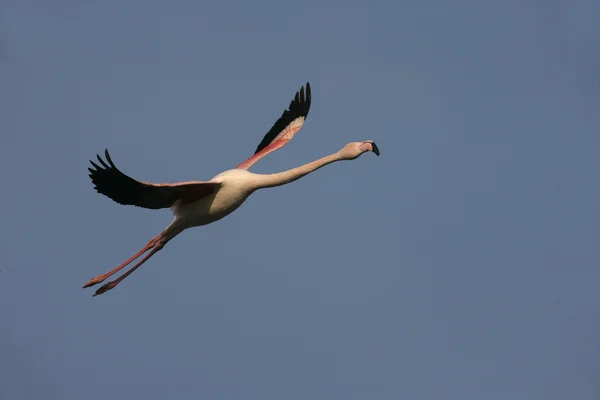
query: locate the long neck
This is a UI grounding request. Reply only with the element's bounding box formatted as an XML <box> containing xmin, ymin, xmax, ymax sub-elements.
<box><xmin>252</xmin><ymin>152</ymin><xmax>341</xmax><ymax>189</ymax></box>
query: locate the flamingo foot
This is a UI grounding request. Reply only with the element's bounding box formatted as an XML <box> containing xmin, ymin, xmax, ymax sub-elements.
<box><xmin>83</xmin><ymin>275</ymin><xmax>107</xmax><ymax>288</ymax></box>
<box><xmin>93</xmin><ymin>281</ymin><xmax>118</xmax><ymax>297</ymax></box>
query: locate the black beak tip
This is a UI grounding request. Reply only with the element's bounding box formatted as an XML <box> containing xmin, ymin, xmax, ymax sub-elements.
<box><xmin>371</xmin><ymin>141</ymin><xmax>380</xmax><ymax>156</ymax></box>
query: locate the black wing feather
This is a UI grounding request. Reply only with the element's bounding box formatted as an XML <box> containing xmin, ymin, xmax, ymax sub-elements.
<box><xmin>254</xmin><ymin>82</ymin><xmax>311</xmax><ymax>154</ymax></box>
<box><xmin>89</xmin><ymin>150</ymin><xmax>189</xmax><ymax>209</ymax></box>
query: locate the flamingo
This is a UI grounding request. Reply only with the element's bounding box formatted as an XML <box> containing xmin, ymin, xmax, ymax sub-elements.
<box><xmin>84</xmin><ymin>82</ymin><xmax>379</xmax><ymax>296</ymax></box>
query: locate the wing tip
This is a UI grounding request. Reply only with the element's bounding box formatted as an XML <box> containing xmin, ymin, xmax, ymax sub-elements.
<box><xmin>295</xmin><ymin>82</ymin><xmax>311</xmax><ymax>118</ymax></box>
<box><xmin>286</xmin><ymin>82</ymin><xmax>311</xmax><ymax>117</ymax></box>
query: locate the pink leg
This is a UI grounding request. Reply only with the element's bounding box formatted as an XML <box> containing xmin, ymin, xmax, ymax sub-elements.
<box><xmin>92</xmin><ymin>240</ymin><xmax>166</xmax><ymax>297</ymax></box>
<box><xmin>82</xmin><ymin>234</ymin><xmax>162</xmax><ymax>288</ymax></box>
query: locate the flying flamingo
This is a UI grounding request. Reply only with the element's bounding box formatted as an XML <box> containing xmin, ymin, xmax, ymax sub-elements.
<box><xmin>84</xmin><ymin>82</ymin><xmax>379</xmax><ymax>296</ymax></box>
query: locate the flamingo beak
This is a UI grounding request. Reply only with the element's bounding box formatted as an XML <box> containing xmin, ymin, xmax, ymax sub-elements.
<box><xmin>371</xmin><ymin>141</ymin><xmax>380</xmax><ymax>156</ymax></box>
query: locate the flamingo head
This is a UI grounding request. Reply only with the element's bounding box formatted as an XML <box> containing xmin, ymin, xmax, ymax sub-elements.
<box><xmin>338</xmin><ymin>140</ymin><xmax>380</xmax><ymax>160</ymax></box>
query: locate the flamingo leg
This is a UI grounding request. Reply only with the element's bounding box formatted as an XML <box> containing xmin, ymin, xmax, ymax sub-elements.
<box><xmin>92</xmin><ymin>240</ymin><xmax>166</xmax><ymax>297</ymax></box>
<box><xmin>82</xmin><ymin>234</ymin><xmax>161</xmax><ymax>288</ymax></box>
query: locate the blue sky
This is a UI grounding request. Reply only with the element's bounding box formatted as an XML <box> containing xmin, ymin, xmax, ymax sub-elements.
<box><xmin>1</xmin><ymin>1</ymin><xmax>599</xmax><ymax>399</ymax></box>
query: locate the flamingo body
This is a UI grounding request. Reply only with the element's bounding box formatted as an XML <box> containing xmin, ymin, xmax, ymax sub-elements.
<box><xmin>170</xmin><ymin>169</ymin><xmax>256</xmax><ymax>230</ymax></box>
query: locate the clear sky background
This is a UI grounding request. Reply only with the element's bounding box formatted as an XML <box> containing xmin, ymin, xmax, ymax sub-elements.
<box><xmin>1</xmin><ymin>1</ymin><xmax>599</xmax><ymax>399</ymax></box>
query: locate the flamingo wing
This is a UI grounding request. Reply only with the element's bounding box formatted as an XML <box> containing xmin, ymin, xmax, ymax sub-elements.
<box><xmin>89</xmin><ymin>149</ymin><xmax>220</xmax><ymax>209</ymax></box>
<box><xmin>236</xmin><ymin>82</ymin><xmax>312</xmax><ymax>170</ymax></box>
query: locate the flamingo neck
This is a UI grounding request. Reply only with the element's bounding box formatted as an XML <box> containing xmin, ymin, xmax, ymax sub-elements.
<box><xmin>252</xmin><ymin>152</ymin><xmax>341</xmax><ymax>189</ymax></box>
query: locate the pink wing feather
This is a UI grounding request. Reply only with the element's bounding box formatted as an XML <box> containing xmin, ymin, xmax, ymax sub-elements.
<box><xmin>236</xmin><ymin>82</ymin><xmax>312</xmax><ymax>170</ymax></box>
